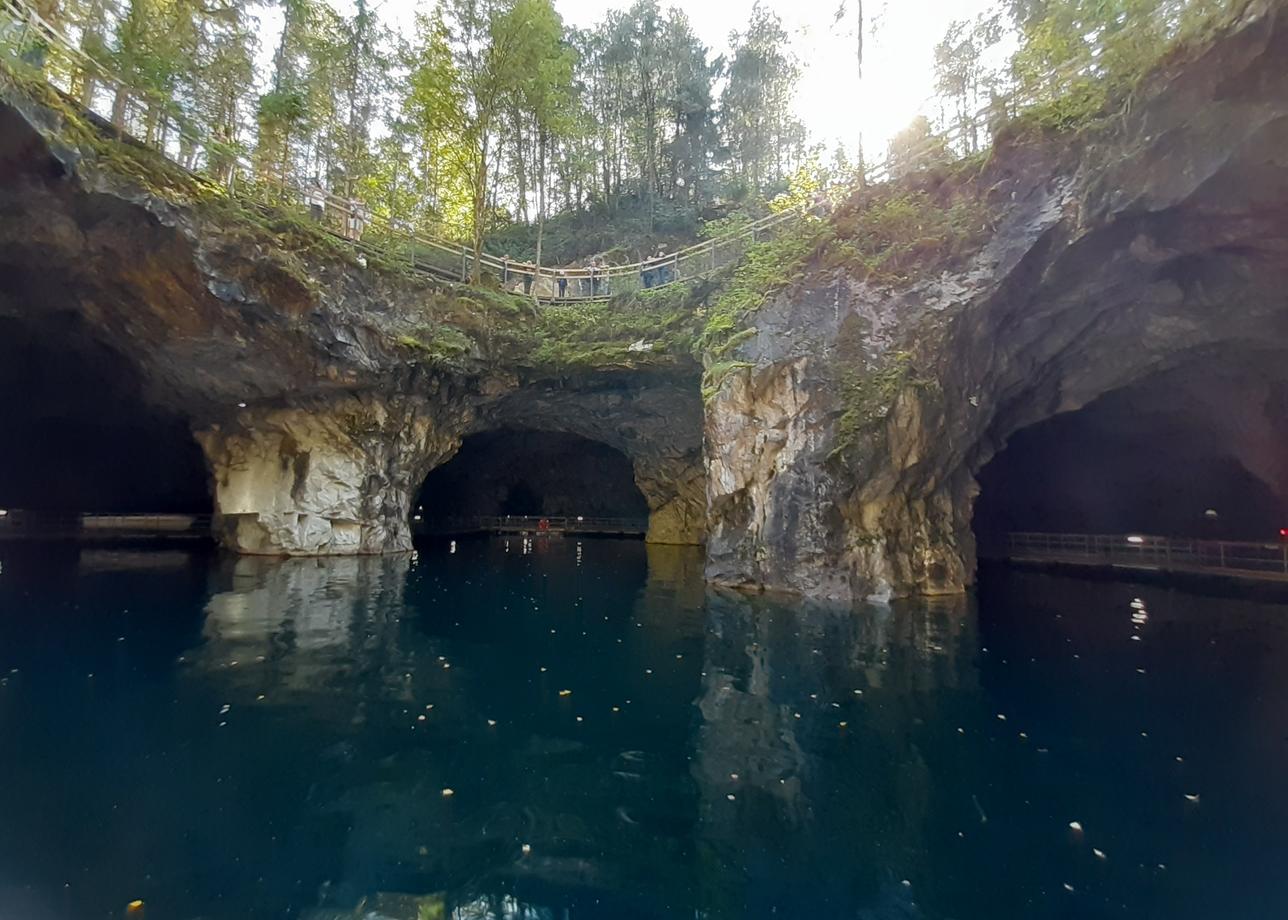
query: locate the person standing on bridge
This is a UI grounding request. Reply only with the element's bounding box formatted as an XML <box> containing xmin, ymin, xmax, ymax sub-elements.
<box><xmin>556</xmin><ymin>270</ymin><xmax>568</xmax><ymax>299</ymax></box>
<box><xmin>651</xmin><ymin>246</ymin><xmax>670</xmax><ymax>286</ymax></box>
<box><xmin>305</xmin><ymin>177</ymin><xmax>326</xmax><ymax>222</ymax></box>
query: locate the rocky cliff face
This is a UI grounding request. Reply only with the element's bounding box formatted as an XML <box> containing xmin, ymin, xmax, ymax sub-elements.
<box><xmin>0</xmin><ymin>71</ymin><xmax>707</xmax><ymax>553</ymax></box>
<box><xmin>3</xmin><ymin>1</ymin><xmax>1286</xmax><ymax>596</ymax></box>
<box><xmin>705</xmin><ymin>0</ymin><xmax>1288</xmax><ymax>599</ymax></box>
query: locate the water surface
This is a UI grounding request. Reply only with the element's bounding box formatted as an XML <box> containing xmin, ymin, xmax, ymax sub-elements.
<box><xmin>0</xmin><ymin>539</ymin><xmax>1286</xmax><ymax>919</ymax></box>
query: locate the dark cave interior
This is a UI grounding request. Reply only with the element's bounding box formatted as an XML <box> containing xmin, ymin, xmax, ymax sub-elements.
<box><xmin>973</xmin><ymin>362</ymin><xmax>1288</xmax><ymax>553</ymax></box>
<box><xmin>0</xmin><ymin>316</ymin><xmax>210</xmax><ymax>513</ymax></box>
<box><xmin>416</xmin><ymin>428</ymin><xmax>650</xmax><ymax>521</ymax></box>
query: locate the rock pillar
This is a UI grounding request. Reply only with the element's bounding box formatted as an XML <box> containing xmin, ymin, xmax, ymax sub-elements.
<box><xmin>196</xmin><ymin>400</ymin><xmax>442</xmax><ymax>556</ymax></box>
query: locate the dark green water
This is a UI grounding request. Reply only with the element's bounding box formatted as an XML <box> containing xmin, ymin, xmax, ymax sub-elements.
<box><xmin>1</xmin><ymin>538</ymin><xmax>1287</xmax><ymax>920</ymax></box>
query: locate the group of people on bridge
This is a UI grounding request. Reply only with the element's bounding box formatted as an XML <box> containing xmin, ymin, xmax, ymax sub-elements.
<box><xmin>300</xmin><ymin>175</ymin><xmax>683</xmax><ymax>298</ymax></box>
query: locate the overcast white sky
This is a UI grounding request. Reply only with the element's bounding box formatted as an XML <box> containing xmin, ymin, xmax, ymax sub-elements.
<box><xmin>283</xmin><ymin>0</ymin><xmax>1005</xmax><ymax>155</ymax></box>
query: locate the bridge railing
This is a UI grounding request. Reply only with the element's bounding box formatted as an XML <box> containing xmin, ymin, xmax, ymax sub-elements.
<box><xmin>1007</xmin><ymin>531</ymin><xmax>1288</xmax><ymax>580</ymax></box>
<box><xmin>0</xmin><ymin>0</ymin><xmax>1231</xmax><ymax>304</ymax></box>
<box><xmin>416</xmin><ymin>515</ymin><xmax>649</xmax><ymax>536</ymax></box>
<box><xmin>0</xmin><ymin>509</ymin><xmax>213</xmax><ymax>540</ymax></box>
<box><xmin>0</xmin><ymin>0</ymin><xmax>814</xmax><ymax>301</ymax></box>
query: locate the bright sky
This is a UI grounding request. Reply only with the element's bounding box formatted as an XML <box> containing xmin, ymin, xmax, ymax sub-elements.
<box><xmin>272</xmin><ymin>0</ymin><xmax>1007</xmax><ymax>155</ymax></box>
<box><xmin>550</xmin><ymin>0</ymin><xmax>1002</xmax><ymax>154</ymax></box>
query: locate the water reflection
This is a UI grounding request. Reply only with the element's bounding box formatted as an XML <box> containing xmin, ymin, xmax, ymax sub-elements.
<box><xmin>3</xmin><ymin>543</ymin><xmax>1288</xmax><ymax>919</ymax></box>
<box><xmin>693</xmin><ymin>590</ymin><xmax>976</xmax><ymax>918</ymax></box>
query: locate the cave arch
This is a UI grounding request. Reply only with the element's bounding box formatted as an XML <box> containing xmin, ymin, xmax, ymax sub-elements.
<box><xmin>971</xmin><ymin>360</ymin><xmax>1288</xmax><ymax>558</ymax></box>
<box><xmin>0</xmin><ymin>315</ymin><xmax>211</xmax><ymax>515</ymax></box>
<box><xmin>414</xmin><ymin>428</ymin><xmax>651</xmax><ymax>528</ymax></box>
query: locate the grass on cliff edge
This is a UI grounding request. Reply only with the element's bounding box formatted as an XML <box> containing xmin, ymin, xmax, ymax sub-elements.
<box><xmin>391</xmin><ymin>280</ymin><xmax>705</xmax><ymax>375</ymax></box>
<box><xmin>698</xmin><ymin>178</ymin><xmax>994</xmax><ymax>373</ymax></box>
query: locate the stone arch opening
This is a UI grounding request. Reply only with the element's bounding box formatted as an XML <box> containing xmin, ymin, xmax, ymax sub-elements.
<box><xmin>971</xmin><ymin>359</ymin><xmax>1288</xmax><ymax>558</ymax></box>
<box><xmin>0</xmin><ymin>315</ymin><xmax>211</xmax><ymax>515</ymax></box>
<box><xmin>414</xmin><ymin>428</ymin><xmax>651</xmax><ymax>528</ymax></box>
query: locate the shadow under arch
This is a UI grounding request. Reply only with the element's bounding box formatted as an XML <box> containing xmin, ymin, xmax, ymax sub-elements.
<box><xmin>971</xmin><ymin>355</ymin><xmax>1288</xmax><ymax>560</ymax></box>
<box><xmin>0</xmin><ymin>315</ymin><xmax>211</xmax><ymax>515</ymax></box>
<box><xmin>414</xmin><ymin>427</ymin><xmax>650</xmax><ymax>525</ymax></box>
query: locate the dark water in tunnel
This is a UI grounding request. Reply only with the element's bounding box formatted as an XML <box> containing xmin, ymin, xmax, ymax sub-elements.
<box><xmin>0</xmin><ymin>540</ymin><xmax>1287</xmax><ymax>920</ymax></box>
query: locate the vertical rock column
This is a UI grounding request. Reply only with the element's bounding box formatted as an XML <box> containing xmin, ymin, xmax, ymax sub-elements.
<box><xmin>704</xmin><ymin>358</ymin><xmax>855</xmax><ymax>599</ymax></box>
<box><xmin>196</xmin><ymin>400</ymin><xmax>443</xmax><ymax>556</ymax></box>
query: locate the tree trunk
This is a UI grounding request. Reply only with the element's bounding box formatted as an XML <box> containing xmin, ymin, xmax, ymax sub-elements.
<box><xmin>534</xmin><ymin>128</ymin><xmax>547</xmax><ymax>306</ymax></box>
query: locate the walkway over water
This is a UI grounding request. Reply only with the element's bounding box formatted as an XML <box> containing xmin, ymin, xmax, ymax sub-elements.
<box><xmin>0</xmin><ymin>510</ymin><xmax>212</xmax><ymax>543</ymax></box>
<box><xmin>1003</xmin><ymin>531</ymin><xmax>1288</xmax><ymax>583</ymax></box>
<box><xmin>416</xmin><ymin>515</ymin><xmax>649</xmax><ymax>538</ymax></box>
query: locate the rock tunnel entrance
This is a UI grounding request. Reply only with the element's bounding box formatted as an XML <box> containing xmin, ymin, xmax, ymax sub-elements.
<box><xmin>414</xmin><ymin>428</ymin><xmax>650</xmax><ymax>532</ymax></box>
<box><xmin>0</xmin><ymin>316</ymin><xmax>211</xmax><ymax>516</ymax></box>
<box><xmin>972</xmin><ymin>361</ymin><xmax>1288</xmax><ymax>558</ymax></box>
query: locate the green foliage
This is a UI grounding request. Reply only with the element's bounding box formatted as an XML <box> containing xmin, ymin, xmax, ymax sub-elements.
<box><xmin>697</xmin><ymin>220</ymin><xmax>823</xmax><ymax>357</ymax></box>
<box><xmin>395</xmin><ymin>325</ymin><xmax>476</xmax><ymax>368</ymax></box>
<box><xmin>486</xmin><ymin>196</ymin><xmax>700</xmax><ymax>265</ymax></box>
<box><xmin>521</xmin><ymin>296</ymin><xmax>700</xmax><ymax>371</ymax></box>
<box><xmin>700</xmin><ymin>360</ymin><xmax>753</xmax><ymax>402</ymax></box>
<box><xmin>832</xmin><ymin>351</ymin><xmax>916</xmax><ymax>461</ymax></box>
<box><xmin>721</xmin><ymin>3</ymin><xmax>807</xmax><ymax>199</ymax></box>
<box><xmin>825</xmin><ymin>186</ymin><xmax>992</xmax><ymax>285</ymax></box>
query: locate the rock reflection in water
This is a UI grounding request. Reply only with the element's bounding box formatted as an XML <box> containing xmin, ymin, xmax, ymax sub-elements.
<box><xmin>6</xmin><ymin>541</ymin><xmax>1285</xmax><ymax>919</ymax></box>
<box><xmin>181</xmin><ymin>544</ymin><xmax>984</xmax><ymax>919</ymax></box>
<box><xmin>693</xmin><ymin>590</ymin><xmax>976</xmax><ymax>918</ymax></box>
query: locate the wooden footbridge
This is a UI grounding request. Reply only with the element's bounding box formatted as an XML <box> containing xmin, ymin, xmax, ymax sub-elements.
<box><xmin>1003</xmin><ymin>532</ymin><xmax>1288</xmax><ymax>584</ymax></box>
<box><xmin>0</xmin><ymin>509</ymin><xmax>213</xmax><ymax>543</ymax></box>
<box><xmin>0</xmin><ymin>0</ymin><xmax>811</xmax><ymax>302</ymax></box>
<box><xmin>415</xmin><ymin>515</ymin><xmax>649</xmax><ymax>538</ymax></box>
<box><xmin>0</xmin><ymin>0</ymin><xmax>1089</xmax><ymax>304</ymax></box>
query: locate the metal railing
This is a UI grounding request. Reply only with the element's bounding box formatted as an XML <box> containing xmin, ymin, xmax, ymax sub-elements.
<box><xmin>0</xmin><ymin>0</ymin><xmax>1234</xmax><ymax>303</ymax></box>
<box><xmin>0</xmin><ymin>509</ymin><xmax>213</xmax><ymax>540</ymax></box>
<box><xmin>1006</xmin><ymin>531</ymin><xmax>1288</xmax><ymax>581</ymax></box>
<box><xmin>415</xmin><ymin>515</ymin><xmax>649</xmax><ymax>536</ymax></box>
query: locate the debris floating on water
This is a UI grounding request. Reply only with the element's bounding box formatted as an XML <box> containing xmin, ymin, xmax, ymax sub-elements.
<box><xmin>441</xmin><ymin>788</ymin><xmax>454</xmax><ymax>797</ymax></box>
